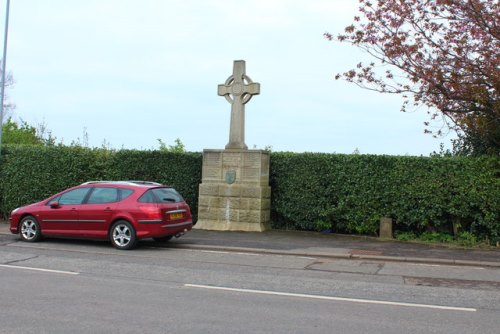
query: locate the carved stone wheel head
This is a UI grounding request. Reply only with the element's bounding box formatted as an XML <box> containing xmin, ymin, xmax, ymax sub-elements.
<box><xmin>223</xmin><ymin>74</ymin><xmax>255</xmax><ymax>104</ymax></box>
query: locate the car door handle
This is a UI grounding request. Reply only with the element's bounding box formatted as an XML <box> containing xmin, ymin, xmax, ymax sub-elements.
<box><xmin>104</xmin><ymin>207</ymin><xmax>112</xmax><ymax>212</ymax></box>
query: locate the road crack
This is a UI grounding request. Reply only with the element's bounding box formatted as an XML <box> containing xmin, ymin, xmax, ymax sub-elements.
<box><xmin>4</xmin><ymin>255</ymin><xmax>39</xmax><ymax>265</ymax></box>
<box><xmin>404</xmin><ymin>276</ymin><xmax>500</xmax><ymax>291</ymax></box>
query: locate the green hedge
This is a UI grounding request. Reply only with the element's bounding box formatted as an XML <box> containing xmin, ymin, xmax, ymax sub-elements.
<box><xmin>0</xmin><ymin>145</ymin><xmax>202</xmax><ymax>220</ymax></box>
<box><xmin>1</xmin><ymin>146</ymin><xmax>498</xmax><ymax>242</ymax></box>
<box><xmin>270</xmin><ymin>152</ymin><xmax>499</xmax><ymax>242</ymax></box>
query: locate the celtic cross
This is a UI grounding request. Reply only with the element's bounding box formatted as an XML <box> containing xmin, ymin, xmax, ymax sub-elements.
<box><xmin>218</xmin><ymin>60</ymin><xmax>260</xmax><ymax>150</ymax></box>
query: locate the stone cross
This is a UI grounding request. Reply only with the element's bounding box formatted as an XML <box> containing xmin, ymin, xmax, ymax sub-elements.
<box><xmin>218</xmin><ymin>60</ymin><xmax>260</xmax><ymax>150</ymax></box>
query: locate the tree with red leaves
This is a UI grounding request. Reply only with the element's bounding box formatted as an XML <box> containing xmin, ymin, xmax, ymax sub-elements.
<box><xmin>326</xmin><ymin>0</ymin><xmax>499</xmax><ymax>155</ymax></box>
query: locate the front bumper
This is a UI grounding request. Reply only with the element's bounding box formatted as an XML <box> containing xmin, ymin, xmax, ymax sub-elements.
<box><xmin>8</xmin><ymin>216</ymin><xmax>18</xmax><ymax>234</ymax></box>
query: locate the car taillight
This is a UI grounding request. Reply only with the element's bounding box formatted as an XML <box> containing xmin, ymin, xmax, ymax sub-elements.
<box><xmin>140</xmin><ymin>206</ymin><xmax>162</xmax><ymax>219</ymax></box>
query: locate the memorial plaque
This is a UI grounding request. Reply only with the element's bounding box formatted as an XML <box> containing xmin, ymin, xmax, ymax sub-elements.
<box><xmin>203</xmin><ymin>167</ymin><xmax>221</xmax><ymax>180</ymax></box>
<box><xmin>223</xmin><ymin>153</ymin><xmax>241</xmax><ymax>166</ymax></box>
<box><xmin>199</xmin><ymin>184</ymin><xmax>219</xmax><ymax>196</ymax></box>
<box><xmin>242</xmin><ymin>167</ymin><xmax>259</xmax><ymax>180</ymax></box>
<box><xmin>244</xmin><ymin>152</ymin><xmax>261</xmax><ymax>166</ymax></box>
<box><xmin>204</xmin><ymin>152</ymin><xmax>222</xmax><ymax>166</ymax></box>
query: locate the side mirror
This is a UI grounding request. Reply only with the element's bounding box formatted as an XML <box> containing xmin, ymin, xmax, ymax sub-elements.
<box><xmin>50</xmin><ymin>201</ymin><xmax>60</xmax><ymax>209</ymax></box>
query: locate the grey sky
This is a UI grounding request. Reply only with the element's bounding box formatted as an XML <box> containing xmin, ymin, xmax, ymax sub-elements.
<box><xmin>3</xmin><ymin>0</ymin><xmax>454</xmax><ymax>155</ymax></box>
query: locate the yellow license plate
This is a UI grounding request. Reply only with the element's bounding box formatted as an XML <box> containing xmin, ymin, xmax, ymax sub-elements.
<box><xmin>170</xmin><ymin>213</ymin><xmax>184</xmax><ymax>220</ymax></box>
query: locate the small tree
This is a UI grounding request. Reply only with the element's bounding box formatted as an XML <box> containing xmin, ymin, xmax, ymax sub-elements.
<box><xmin>326</xmin><ymin>0</ymin><xmax>499</xmax><ymax>156</ymax></box>
<box><xmin>0</xmin><ymin>61</ymin><xmax>15</xmax><ymax>122</ymax></box>
<box><xmin>157</xmin><ymin>138</ymin><xmax>186</xmax><ymax>153</ymax></box>
<box><xmin>2</xmin><ymin>118</ymin><xmax>43</xmax><ymax>145</ymax></box>
<box><xmin>1</xmin><ymin>118</ymin><xmax>57</xmax><ymax>146</ymax></box>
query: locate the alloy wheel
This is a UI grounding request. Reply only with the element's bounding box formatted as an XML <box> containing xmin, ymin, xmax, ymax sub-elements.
<box><xmin>21</xmin><ymin>219</ymin><xmax>38</xmax><ymax>240</ymax></box>
<box><xmin>113</xmin><ymin>224</ymin><xmax>131</xmax><ymax>247</ymax></box>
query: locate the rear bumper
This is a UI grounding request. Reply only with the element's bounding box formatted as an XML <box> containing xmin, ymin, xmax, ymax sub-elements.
<box><xmin>136</xmin><ymin>220</ymin><xmax>193</xmax><ymax>239</ymax></box>
<box><xmin>161</xmin><ymin>220</ymin><xmax>193</xmax><ymax>229</ymax></box>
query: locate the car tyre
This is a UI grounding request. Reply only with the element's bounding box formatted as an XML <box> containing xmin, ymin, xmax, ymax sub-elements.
<box><xmin>19</xmin><ymin>216</ymin><xmax>42</xmax><ymax>242</ymax></box>
<box><xmin>110</xmin><ymin>220</ymin><xmax>137</xmax><ymax>250</ymax></box>
<box><xmin>153</xmin><ymin>235</ymin><xmax>173</xmax><ymax>243</ymax></box>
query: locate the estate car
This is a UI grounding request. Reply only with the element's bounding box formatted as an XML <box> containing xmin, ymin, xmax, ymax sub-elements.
<box><xmin>9</xmin><ymin>181</ymin><xmax>193</xmax><ymax>250</ymax></box>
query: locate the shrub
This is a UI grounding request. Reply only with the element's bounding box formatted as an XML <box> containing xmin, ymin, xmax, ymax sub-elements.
<box><xmin>270</xmin><ymin>152</ymin><xmax>499</xmax><ymax>242</ymax></box>
<box><xmin>0</xmin><ymin>145</ymin><xmax>202</xmax><ymax>220</ymax></box>
<box><xmin>457</xmin><ymin>232</ymin><xmax>478</xmax><ymax>247</ymax></box>
<box><xmin>1</xmin><ymin>146</ymin><xmax>498</xmax><ymax>243</ymax></box>
<box><xmin>395</xmin><ymin>231</ymin><xmax>417</xmax><ymax>242</ymax></box>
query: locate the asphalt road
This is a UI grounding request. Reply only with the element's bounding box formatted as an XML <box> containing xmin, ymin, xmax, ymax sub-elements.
<box><xmin>1</xmin><ymin>235</ymin><xmax>499</xmax><ymax>334</ymax></box>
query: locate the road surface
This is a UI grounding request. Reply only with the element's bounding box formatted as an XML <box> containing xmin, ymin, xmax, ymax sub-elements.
<box><xmin>1</xmin><ymin>234</ymin><xmax>499</xmax><ymax>333</ymax></box>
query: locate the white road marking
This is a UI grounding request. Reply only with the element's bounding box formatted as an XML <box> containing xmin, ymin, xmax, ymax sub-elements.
<box><xmin>406</xmin><ymin>263</ymin><xmax>485</xmax><ymax>270</ymax></box>
<box><xmin>184</xmin><ymin>284</ymin><xmax>477</xmax><ymax>312</ymax></box>
<box><xmin>199</xmin><ymin>250</ymin><xmax>260</xmax><ymax>256</ymax></box>
<box><xmin>0</xmin><ymin>264</ymin><xmax>79</xmax><ymax>275</ymax></box>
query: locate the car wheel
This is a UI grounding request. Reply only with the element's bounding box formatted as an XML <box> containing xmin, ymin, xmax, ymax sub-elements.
<box><xmin>110</xmin><ymin>220</ymin><xmax>137</xmax><ymax>250</ymax></box>
<box><xmin>153</xmin><ymin>235</ymin><xmax>173</xmax><ymax>243</ymax></box>
<box><xmin>19</xmin><ymin>216</ymin><xmax>42</xmax><ymax>242</ymax></box>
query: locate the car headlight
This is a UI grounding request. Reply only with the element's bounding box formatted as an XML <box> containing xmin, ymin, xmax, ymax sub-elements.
<box><xmin>11</xmin><ymin>208</ymin><xmax>20</xmax><ymax>214</ymax></box>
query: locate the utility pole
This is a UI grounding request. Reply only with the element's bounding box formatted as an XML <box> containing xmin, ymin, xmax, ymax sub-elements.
<box><xmin>0</xmin><ymin>0</ymin><xmax>10</xmax><ymax>157</ymax></box>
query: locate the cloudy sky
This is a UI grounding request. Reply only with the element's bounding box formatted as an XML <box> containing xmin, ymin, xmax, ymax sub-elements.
<box><xmin>2</xmin><ymin>0</ymin><xmax>454</xmax><ymax>155</ymax></box>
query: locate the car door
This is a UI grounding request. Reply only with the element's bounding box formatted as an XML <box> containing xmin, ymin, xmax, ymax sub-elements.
<box><xmin>78</xmin><ymin>187</ymin><xmax>119</xmax><ymax>238</ymax></box>
<box><xmin>38</xmin><ymin>187</ymin><xmax>91</xmax><ymax>235</ymax></box>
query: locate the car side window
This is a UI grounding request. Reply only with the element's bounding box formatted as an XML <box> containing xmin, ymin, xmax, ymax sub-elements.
<box><xmin>58</xmin><ymin>188</ymin><xmax>91</xmax><ymax>205</ymax></box>
<box><xmin>120</xmin><ymin>189</ymin><xmax>134</xmax><ymax>200</ymax></box>
<box><xmin>138</xmin><ymin>190</ymin><xmax>155</xmax><ymax>203</ymax></box>
<box><xmin>87</xmin><ymin>187</ymin><xmax>119</xmax><ymax>204</ymax></box>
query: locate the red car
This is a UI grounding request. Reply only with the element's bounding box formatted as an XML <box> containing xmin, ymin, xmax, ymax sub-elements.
<box><xmin>9</xmin><ymin>181</ymin><xmax>193</xmax><ymax>250</ymax></box>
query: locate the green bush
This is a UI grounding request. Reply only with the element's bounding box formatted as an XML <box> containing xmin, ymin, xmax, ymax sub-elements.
<box><xmin>1</xmin><ymin>146</ymin><xmax>498</xmax><ymax>243</ymax></box>
<box><xmin>394</xmin><ymin>231</ymin><xmax>417</xmax><ymax>241</ymax></box>
<box><xmin>457</xmin><ymin>231</ymin><xmax>478</xmax><ymax>247</ymax></box>
<box><xmin>270</xmin><ymin>153</ymin><xmax>399</xmax><ymax>235</ymax></box>
<box><xmin>270</xmin><ymin>152</ymin><xmax>499</xmax><ymax>242</ymax></box>
<box><xmin>419</xmin><ymin>232</ymin><xmax>454</xmax><ymax>243</ymax></box>
<box><xmin>0</xmin><ymin>145</ymin><xmax>202</xmax><ymax>220</ymax></box>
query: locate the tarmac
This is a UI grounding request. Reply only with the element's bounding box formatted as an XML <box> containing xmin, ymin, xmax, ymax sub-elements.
<box><xmin>1</xmin><ymin>221</ymin><xmax>499</xmax><ymax>267</ymax></box>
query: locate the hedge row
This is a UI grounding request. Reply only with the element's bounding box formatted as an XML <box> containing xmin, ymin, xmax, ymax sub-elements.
<box><xmin>270</xmin><ymin>153</ymin><xmax>499</xmax><ymax>242</ymax></box>
<box><xmin>1</xmin><ymin>145</ymin><xmax>498</xmax><ymax>242</ymax></box>
<box><xmin>0</xmin><ymin>145</ymin><xmax>202</xmax><ymax>221</ymax></box>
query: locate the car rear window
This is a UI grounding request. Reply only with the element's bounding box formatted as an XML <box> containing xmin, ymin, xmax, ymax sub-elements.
<box><xmin>138</xmin><ymin>187</ymin><xmax>184</xmax><ymax>203</ymax></box>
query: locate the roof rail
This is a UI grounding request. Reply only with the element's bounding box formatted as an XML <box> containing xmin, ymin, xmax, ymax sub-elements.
<box><xmin>81</xmin><ymin>181</ymin><xmax>162</xmax><ymax>186</ymax></box>
<box><xmin>81</xmin><ymin>181</ymin><xmax>110</xmax><ymax>185</ymax></box>
<box><xmin>127</xmin><ymin>181</ymin><xmax>162</xmax><ymax>186</ymax></box>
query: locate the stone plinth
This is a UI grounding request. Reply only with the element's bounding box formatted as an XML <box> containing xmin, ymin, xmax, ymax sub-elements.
<box><xmin>379</xmin><ymin>217</ymin><xmax>393</xmax><ymax>239</ymax></box>
<box><xmin>195</xmin><ymin>149</ymin><xmax>271</xmax><ymax>232</ymax></box>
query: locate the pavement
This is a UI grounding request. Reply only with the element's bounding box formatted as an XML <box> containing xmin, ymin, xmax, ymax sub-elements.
<box><xmin>1</xmin><ymin>221</ymin><xmax>499</xmax><ymax>267</ymax></box>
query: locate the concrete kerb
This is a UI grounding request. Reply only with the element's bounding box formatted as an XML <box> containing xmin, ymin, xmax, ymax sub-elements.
<box><xmin>167</xmin><ymin>244</ymin><xmax>500</xmax><ymax>268</ymax></box>
<box><xmin>167</xmin><ymin>243</ymin><xmax>350</xmax><ymax>259</ymax></box>
<box><xmin>2</xmin><ymin>222</ymin><xmax>499</xmax><ymax>268</ymax></box>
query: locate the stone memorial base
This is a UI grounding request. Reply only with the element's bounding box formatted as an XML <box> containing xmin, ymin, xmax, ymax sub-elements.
<box><xmin>195</xmin><ymin>149</ymin><xmax>271</xmax><ymax>232</ymax></box>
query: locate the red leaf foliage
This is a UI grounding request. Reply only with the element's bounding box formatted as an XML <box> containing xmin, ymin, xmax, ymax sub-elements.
<box><xmin>326</xmin><ymin>0</ymin><xmax>499</xmax><ymax>155</ymax></box>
